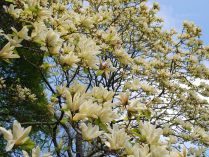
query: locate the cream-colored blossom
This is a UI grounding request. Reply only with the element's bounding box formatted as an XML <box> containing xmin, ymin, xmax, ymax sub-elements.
<box><xmin>117</xmin><ymin>92</ymin><xmax>129</xmax><ymax>106</ymax></box>
<box><xmin>139</xmin><ymin>122</ymin><xmax>163</xmax><ymax>145</ymax></box>
<box><xmin>102</xmin><ymin>27</ymin><xmax>121</xmax><ymax>46</ymax></box>
<box><xmin>168</xmin><ymin>135</ymin><xmax>177</xmax><ymax>144</ymax></box>
<box><xmin>11</xmin><ymin>26</ymin><xmax>30</xmax><ymax>40</ymax></box>
<box><xmin>105</xmin><ymin>124</ymin><xmax>129</xmax><ymax>150</ymax></box>
<box><xmin>64</xmin><ymin>90</ymin><xmax>87</xmax><ymax>112</ymax></box>
<box><xmin>79</xmin><ymin>14</ymin><xmax>94</xmax><ymax>28</ymax></box>
<box><xmin>0</xmin><ymin>0</ymin><xmax>209</xmax><ymax>156</ymax></box>
<box><xmin>150</xmin><ymin>145</ymin><xmax>170</xmax><ymax>157</ymax></box>
<box><xmin>44</xmin><ymin>29</ymin><xmax>63</xmax><ymax>55</ymax></box>
<box><xmin>63</xmin><ymin>87</ymin><xmax>88</xmax><ymax>119</ymax></box>
<box><xmin>0</xmin><ymin>43</ymin><xmax>19</xmax><ymax>59</ymax></box>
<box><xmin>98</xmin><ymin>106</ymin><xmax>118</xmax><ymax>123</ymax></box>
<box><xmin>126</xmin><ymin>143</ymin><xmax>151</xmax><ymax>157</ymax></box>
<box><xmin>127</xmin><ymin>99</ymin><xmax>147</xmax><ymax>112</ymax></box>
<box><xmin>114</xmin><ymin>48</ymin><xmax>132</xmax><ymax>65</ymax></box>
<box><xmin>69</xmin><ymin>82</ymin><xmax>86</xmax><ymax>95</ymax></box>
<box><xmin>124</xmin><ymin>79</ymin><xmax>140</xmax><ymax>91</ymax></box>
<box><xmin>99</xmin><ymin>59</ymin><xmax>116</xmax><ymax>78</ymax></box>
<box><xmin>4</xmin><ymin>34</ymin><xmax>22</xmax><ymax>47</ymax></box>
<box><xmin>76</xmin><ymin>36</ymin><xmax>100</xmax><ymax>69</ymax></box>
<box><xmin>73</xmin><ymin>101</ymin><xmax>102</xmax><ymax>121</ymax></box>
<box><xmin>22</xmin><ymin>146</ymin><xmax>52</xmax><ymax>157</ymax></box>
<box><xmin>31</xmin><ymin>22</ymin><xmax>48</xmax><ymax>44</ymax></box>
<box><xmin>91</xmin><ymin>86</ymin><xmax>114</xmax><ymax>103</ymax></box>
<box><xmin>60</xmin><ymin>52</ymin><xmax>80</xmax><ymax>67</ymax></box>
<box><xmin>15</xmin><ymin>85</ymin><xmax>37</xmax><ymax>102</ymax></box>
<box><xmin>0</xmin><ymin>120</ymin><xmax>32</xmax><ymax>151</ymax></box>
<box><xmin>170</xmin><ymin>147</ymin><xmax>187</xmax><ymax>157</ymax></box>
<box><xmin>80</xmin><ymin>123</ymin><xmax>103</xmax><ymax>141</ymax></box>
<box><xmin>140</xmin><ymin>83</ymin><xmax>157</xmax><ymax>94</ymax></box>
<box><xmin>4</xmin><ymin>4</ymin><xmax>22</xmax><ymax>18</ymax></box>
<box><xmin>163</xmin><ymin>125</ymin><xmax>173</xmax><ymax>136</ymax></box>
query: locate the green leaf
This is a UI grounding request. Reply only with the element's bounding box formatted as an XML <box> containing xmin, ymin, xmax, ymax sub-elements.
<box><xmin>96</xmin><ymin>70</ymin><xmax>104</xmax><ymax>76</ymax></box>
<box><xmin>58</xmin><ymin>140</ymin><xmax>63</xmax><ymax>150</ymax></box>
<box><xmin>95</xmin><ymin>119</ymin><xmax>108</xmax><ymax>132</ymax></box>
<box><xmin>1</xmin><ymin>59</ymin><xmax>12</xmax><ymax>64</ymax></box>
<box><xmin>20</xmin><ymin>139</ymin><xmax>35</xmax><ymax>150</ymax></box>
<box><xmin>5</xmin><ymin>0</ymin><xmax>14</xmax><ymax>2</ymax></box>
<box><xmin>130</xmin><ymin>128</ymin><xmax>141</xmax><ymax>137</ymax></box>
<box><xmin>143</xmin><ymin>109</ymin><xmax>151</xmax><ymax>119</ymax></box>
<box><xmin>61</xmin><ymin>118</ymin><xmax>69</xmax><ymax>125</ymax></box>
<box><xmin>40</xmin><ymin>63</ymin><xmax>52</xmax><ymax>71</ymax></box>
<box><xmin>83</xmin><ymin>68</ymin><xmax>89</xmax><ymax>74</ymax></box>
<box><xmin>63</xmin><ymin>146</ymin><xmax>70</xmax><ymax>151</ymax></box>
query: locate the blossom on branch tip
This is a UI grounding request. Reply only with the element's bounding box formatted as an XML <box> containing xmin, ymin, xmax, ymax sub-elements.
<box><xmin>104</xmin><ymin>124</ymin><xmax>129</xmax><ymax>150</ymax></box>
<box><xmin>0</xmin><ymin>43</ymin><xmax>19</xmax><ymax>59</ymax></box>
<box><xmin>0</xmin><ymin>120</ymin><xmax>32</xmax><ymax>151</ymax></box>
<box><xmin>80</xmin><ymin>123</ymin><xmax>103</xmax><ymax>141</ymax></box>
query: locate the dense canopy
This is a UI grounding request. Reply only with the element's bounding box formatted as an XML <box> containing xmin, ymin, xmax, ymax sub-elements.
<box><xmin>0</xmin><ymin>0</ymin><xmax>209</xmax><ymax>157</ymax></box>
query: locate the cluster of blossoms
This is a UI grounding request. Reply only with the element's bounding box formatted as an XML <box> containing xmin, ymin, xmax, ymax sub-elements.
<box><xmin>0</xmin><ymin>0</ymin><xmax>209</xmax><ymax>156</ymax></box>
<box><xmin>14</xmin><ymin>85</ymin><xmax>37</xmax><ymax>102</ymax></box>
<box><xmin>57</xmin><ymin>84</ymin><xmax>118</xmax><ymax>123</ymax></box>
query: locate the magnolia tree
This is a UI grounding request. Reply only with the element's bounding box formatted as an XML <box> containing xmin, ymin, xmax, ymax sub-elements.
<box><xmin>1</xmin><ymin>0</ymin><xmax>209</xmax><ymax>156</ymax></box>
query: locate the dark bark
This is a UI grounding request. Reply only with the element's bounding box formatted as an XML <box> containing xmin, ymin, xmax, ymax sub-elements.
<box><xmin>76</xmin><ymin>133</ymin><xmax>83</xmax><ymax>157</ymax></box>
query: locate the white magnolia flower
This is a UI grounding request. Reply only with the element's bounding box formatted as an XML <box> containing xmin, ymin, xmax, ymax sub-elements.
<box><xmin>0</xmin><ymin>43</ymin><xmax>19</xmax><ymax>59</ymax></box>
<box><xmin>69</xmin><ymin>82</ymin><xmax>86</xmax><ymax>95</ymax></box>
<box><xmin>127</xmin><ymin>99</ymin><xmax>147</xmax><ymax>112</ymax></box>
<box><xmin>22</xmin><ymin>146</ymin><xmax>52</xmax><ymax>157</ymax></box>
<box><xmin>60</xmin><ymin>83</ymin><xmax>88</xmax><ymax>118</ymax></box>
<box><xmin>0</xmin><ymin>120</ymin><xmax>32</xmax><ymax>151</ymax></box>
<box><xmin>3</xmin><ymin>4</ymin><xmax>22</xmax><ymax>18</ymax></box>
<box><xmin>64</xmin><ymin>89</ymin><xmax>87</xmax><ymax>112</ymax></box>
<box><xmin>80</xmin><ymin>123</ymin><xmax>103</xmax><ymax>141</ymax></box>
<box><xmin>124</xmin><ymin>79</ymin><xmax>140</xmax><ymax>91</ymax></box>
<box><xmin>4</xmin><ymin>34</ymin><xmax>22</xmax><ymax>47</ymax></box>
<box><xmin>126</xmin><ymin>143</ymin><xmax>151</xmax><ymax>157</ymax></box>
<box><xmin>76</xmin><ymin>36</ymin><xmax>100</xmax><ymax>69</ymax></box>
<box><xmin>99</xmin><ymin>59</ymin><xmax>116</xmax><ymax>78</ymax></box>
<box><xmin>98</xmin><ymin>106</ymin><xmax>118</xmax><ymax>123</ymax></box>
<box><xmin>102</xmin><ymin>27</ymin><xmax>121</xmax><ymax>46</ymax></box>
<box><xmin>45</xmin><ymin>29</ymin><xmax>63</xmax><ymax>55</ymax></box>
<box><xmin>168</xmin><ymin>135</ymin><xmax>177</xmax><ymax>144</ymax></box>
<box><xmin>60</xmin><ymin>52</ymin><xmax>80</xmax><ymax>67</ymax></box>
<box><xmin>105</xmin><ymin>124</ymin><xmax>129</xmax><ymax>150</ymax></box>
<box><xmin>150</xmin><ymin>145</ymin><xmax>170</xmax><ymax>157</ymax></box>
<box><xmin>163</xmin><ymin>124</ymin><xmax>173</xmax><ymax>136</ymax></box>
<box><xmin>11</xmin><ymin>26</ymin><xmax>30</xmax><ymax>40</ymax></box>
<box><xmin>117</xmin><ymin>92</ymin><xmax>129</xmax><ymax>106</ymax></box>
<box><xmin>91</xmin><ymin>86</ymin><xmax>114</xmax><ymax>103</ymax></box>
<box><xmin>140</xmin><ymin>83</ymin><xmax>157</xmax><ymax>94</ymax></box>
<box><xmin>63</xmin><ymin>88</ymin><xmax>88</xmax><ymax>119</ymax></box>
<box><xmin>73</xmin><ymin>101</ymin><xmax>102</xmax><ymax>121</ymax></box>
<box><xmin>31</xmin><ymin>22</ymin><xmax>48</xmax><ymax>44</ymax></box>
<box><xmin>139</xmin><ymin>122</ymin><xmax>163</xmax><ymax>145</ymax></box>
<box><xmin>114</xmin><ymin>47</ymin><xmax>132</xmax><ymax>65</ymax></box>
<box><xmin>170</xmin><ymin>147</ymin><xmax>187</xmax><ymax>157</ymax></box>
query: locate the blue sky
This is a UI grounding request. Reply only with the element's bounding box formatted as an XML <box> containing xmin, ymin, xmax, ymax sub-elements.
<box><xmin>151</xmin><ymin>0</ymin><xmax>209</xmax><ymax>44</ymax></box>
<box><xmin>150</xmin><ymin>1</ymin><xmax>209</xmax><ymax>154</ymax></box>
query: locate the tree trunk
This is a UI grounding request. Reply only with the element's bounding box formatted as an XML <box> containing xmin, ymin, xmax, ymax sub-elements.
<box><xmin>76</xmin><ymin>133</ymin><xmax>83</xmax><ymax>157</ymax></box>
